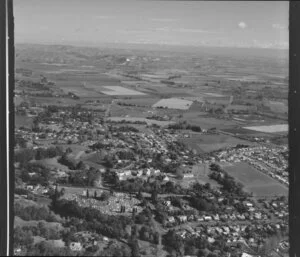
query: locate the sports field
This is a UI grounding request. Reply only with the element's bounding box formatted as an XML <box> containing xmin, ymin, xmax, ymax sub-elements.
<box><xmin>221</xmin><ymin>162</ymin><xmax>288</xmax><ymax>197</ymax></box>
<box><xmin>180</xmin><ymin>134</ymin><xmax>253</xmax><ymax>153</ymax></box>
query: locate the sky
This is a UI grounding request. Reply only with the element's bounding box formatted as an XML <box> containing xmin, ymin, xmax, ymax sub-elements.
<box><xmin>14</xmin><ymin>0</ymin><xmax>289</xmax><ymax>49</ymax></box>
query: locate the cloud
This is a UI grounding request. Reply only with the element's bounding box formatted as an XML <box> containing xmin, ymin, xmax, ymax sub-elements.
<box><xmin>272</xmin><ymin>23</ymin><xmax>287</xmax><ymax>30</ymax></box>
<box><xmin>116</xmin><ymin>29</ymin><xmax>149</xmax><ymax>34</ymax></box>
<box><xmin>94</xmin><ymin>15</ymin><xmax>115</xmax><ymax>19</ymax></box>
<box><xmin>176</xmin><ymin>28</ymin><xmax>216</xmax><ymax>34</ymax></box>
<box><xmin>154</xmin><ymin>27</ymin><xmax>170</xmax><ymax>32</ymax></box>
<box><xmin>238</xmin><ymin>21</ymin><xmax>247</xmax><ymax>29</ymax></box>
<box><xmin>153</xmin><ymin>27</ymin><xmax>216</xmax><ymax>34</ymax></box>
<box><xmin>150</xmin><ymin>18</ymin><xmax>177</xmax><ymax>22</ymax></box>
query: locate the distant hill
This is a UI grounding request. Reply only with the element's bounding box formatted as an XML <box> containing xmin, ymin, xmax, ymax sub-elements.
<box><xmin>16</xmin><ymin>43</ymin><xmax>288</xmax><ymax>64</ymax></box>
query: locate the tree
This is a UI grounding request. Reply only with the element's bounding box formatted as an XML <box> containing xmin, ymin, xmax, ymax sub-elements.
<box><xmin>76</xmin><ymin>161</ymin><xmax>85</xmax><ymax>170</ymax></box>
<box><xmin>204</xmin><ymin>183</ymin><xmax>211</xmax><ymax>190</ymax></box>
<box><xmin>100</xmin><ymin>191</ymin><xmax>110</xmax><ymax>201</ymax></box>
<box><xmin>130</xmin><ymin>239</ymin><xmax>140</xmax><ymax>257</ymax></box>
<box><xmin>151</xmin><ymin>189</ymin><xmax>158</xmax><ymax>203</ymax></box>
<box><xmin>60</xmin><ymin>188</ymin><xmax>66</xmax><ymax>197</ymax></box>
<box><xmin>176</xmin><ymin>169</ymin><xmax>184</xmax><ymax>180</ymax></box>
<box><xmin>66</xmin><ymin>147</ymin><xmax>73</xmax><ymax>154</ymax></box>
<box><xmin>14</xmin><ymin>227</ymin><xmax>34</xmax><ymax>247</ymax></box>
<box><xmin>86</xmin><ymin>189</ymin><xmax>90</xmax><ymax>198</ymax></box>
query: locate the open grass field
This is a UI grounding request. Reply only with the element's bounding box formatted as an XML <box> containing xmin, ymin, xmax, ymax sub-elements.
<box><xmin>180</xmin><ymin>133</ymin><xmax>253</xmax><ymax>153</ymax></box>
<box><xmin>221</xmin><ymin>162</ymin><xmax>288</xmax><ymax>197</ymax></box>
<box><xmin>58</xmin><ymin>185</ymin><xmax>104</xmax><ymax>195</ymax></box>
<box><xmin>15</xmin><ymin>114</ymin><xmax>33</xmax><ymax>128</ymax></box>
<box><xmin>15</xmin><ymin>96</ymin><xmax>24</xmax><ymax>106</ymax></box>
<box><xmin>110</xmin><ymin>104</ymin><xmax>150</xmax><ymax>118</ymax></box>
<box><xmin>32</xmin><ymin>157</ymin><xmax>70</xmax><ymax>171</ymax></box>
<box><xmin>56</xmin><ymin>144</ymin><xmax>89</xmax><ymax>158</ymax></box>
<box><xmin>243</xmin><ymin>124</ymin><xmax>288</xmax><ymax>133</ymax></box>
<box><xmin>191</xmin><ymin>164</ymin><xmax>221</xmax><ymax>187</ymax></box>
<box><xmin>153</xmin><ymin>98</ymin><xmax>193</xmax><ymax>110</ymax></box>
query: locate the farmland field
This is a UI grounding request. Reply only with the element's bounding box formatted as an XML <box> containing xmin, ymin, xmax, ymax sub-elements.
<box><xmin>221</xmin><ymin>162</ymin><xmax>288</xmax><ymax>196</ymax></box>
<box><xmin>108</xmin><ymin>116</ymin><xmax>174</xmax><ymax>126</ymax></box>
<box><xmin>152</xmin><ymin>98</ymin><xmax>193</xmax><ymax>110</ymax></box>
<box><xmin>179</xmin><ymin>114</ymin><xmax>239</xmax><ymax>129</ymax></box>
<box><xmin>101</xmin><ymin>86</ymin><xmax>146</xmax><ymax>96</ymax></box>
<box><xmin>267</xmin><ymin>101</ymin><xmax>288</xmax><ymax>114</ymax></box>
<box><xmin>116</xmin><ymin>97</ymin><xmax>160</xmax><ymax>107</ymax></box>
<box><xmin>243</xmin><ymin>124</ymin><xmax>288</xmax><ymax>133</ymax></box>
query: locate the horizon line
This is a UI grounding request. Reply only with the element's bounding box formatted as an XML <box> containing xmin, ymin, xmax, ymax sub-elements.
<box><xmin>15</xmin><ymin>41</ymin><xmax>289</xmax><ymax>51</ymax></box>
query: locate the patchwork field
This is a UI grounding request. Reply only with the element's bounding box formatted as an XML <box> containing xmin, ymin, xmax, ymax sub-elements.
<box><xmin>101</xmin><ymin>86</ymin><xmax>146</xmax><ymax>96</ymax></box>
<box><xmin>243</xmin><ymin>124</ymin><xmax>288</xmax><ymax>133</ymax></box>
<box><xmin>152</xmin><ymin>98</ymin><xmax>193</xmax><ymax>110</ymax></box>
<box><xmin>221</xmin><ymin>162</ymin><xmax>288</xmax><ymax>197</ymax></box>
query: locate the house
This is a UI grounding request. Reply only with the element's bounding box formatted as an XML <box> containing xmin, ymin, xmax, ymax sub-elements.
<box><xmin>248</xmin><ymin>207</ymin><xmax>255</xmax><ymax>212</ymax></box>
<box><xmin>187</xmin><ymin>215</ymin><xmax>195</xmax><ymax>221</ymax></box>
<box><xmin>204</xmin><ymin>216</ymin><xmax>212</xmax><ymax>221</ymax></box>
<box><xmin>207</xmin><ymin>237</ymin><xmax>215</xmax><ymax>243</ymax></box>
<box><xmin>163</xmin><ymin>176</ymin><xmax>170</xmax><ymax>182</ymax></box>
<box><xmin>237</xmin><ymin>214</ymin><xmax>246</xmax><ymax>220</ymax></box>
<box><xmin>213</xmin><ymin>214</ymin><xmax>220</xmax><ymax>221</ymax></box>
<box><xmin>183</xmin><ymin>174</ymin><xmax>194</xmax><ymax>178</ymax></box>
<box><xmin>14</xmin><ymin>248</ymin><xmax>22</xmax><ymax>255</ymax></box>
<box><xmin>215</xmin><ymin>227</ymin><xmax>223</xmax><ymax>234</ymax></box>
<box><xmin>124</xmin><ymin>170</ymin><xmax>131</xmax><ymax>176</ymax></box>
<box><xmin>69</xmin><ymin>242</ymin><xmax>83</xmax><ymax>251</ymax></box>
<box><xmin>244</xmin><ymin>202</ymin><xmax>253</xmax><ymax>207</ymax></box>
<box><xmin>163</xmin><ymin>201</ymin><xmax>171</xmax><ymax>207</ymax></box>
<box><xmin>254</xmin><ymin>212</ymin><xmax>262</xmax><ymax>220</ymax></box>
<box><xmin>222</xmin><ymin>227</ymin><xmax>230</xmax><ymax>234</ymax></box>
<box><xmin>241</xmin><ymin>253</ymin><xmax>256</xmax><ymax>257</ymax></box>
<box><xmin>177</xmin><ymin>215</ymin><xmax>188</xmax><ymax>223</ymax></box>
<box><xmin>26</xmin><ymin>185</ymin><xmax>34</xmax><ymax>190</ymax></box>
<box><xmin>144</xmin><ymin>169</ymin><xmax>151</xmax><ymax>176</ymax></box>
<box><xmin>167</xmin><ymin>216</ymin><xmax>176</xmax><ymax>223</ymax></box>
<box><xmin>197</xmin><ymin>216</ymin><xmax>204</xmax><ymax>222</ymax></box>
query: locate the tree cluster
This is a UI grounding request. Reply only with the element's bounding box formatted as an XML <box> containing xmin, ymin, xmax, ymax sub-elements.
<box><xmin>14</xmin><ymin>202</ymin><xmax>59</xmax><ymax>222</ymax></box>
<box><xmin>51</xmin><ymin>199</ymin><xmax>132</xmax><ymax>239</ymax></box>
